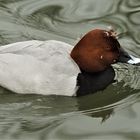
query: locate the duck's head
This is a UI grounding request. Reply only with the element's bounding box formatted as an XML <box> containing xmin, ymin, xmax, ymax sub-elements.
<box><xmin>71</xmin><ymin>29</ymin><xmax>140</xmax><ymax>72</ymax></box>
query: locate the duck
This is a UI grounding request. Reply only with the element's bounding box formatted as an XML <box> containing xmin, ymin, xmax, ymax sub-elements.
<box><xmin>0</xmin><ymin>29</ymin><xmax>139</xmax><ymax>96</ymax></box>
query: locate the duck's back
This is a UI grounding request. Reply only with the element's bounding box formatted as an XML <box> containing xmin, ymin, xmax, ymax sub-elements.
<box><xmin>0</xmin><ymin>40</ymin><xmax>80</xmax><ymax>96</ymax></box>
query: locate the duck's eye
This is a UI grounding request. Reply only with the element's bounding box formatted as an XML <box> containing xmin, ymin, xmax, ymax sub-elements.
<box><xmin>105</xmin><ymin>45</ymin><xmax>112</xmax><ymax>51</ymax></box>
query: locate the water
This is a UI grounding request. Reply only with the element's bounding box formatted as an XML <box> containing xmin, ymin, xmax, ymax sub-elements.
<box><xmin>0</xmin><ymin>0</ymin><xmax>140</xmax><ymax>139</ymax></box>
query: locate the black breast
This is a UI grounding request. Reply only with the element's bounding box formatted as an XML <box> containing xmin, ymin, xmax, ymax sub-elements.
<box><xmin>76</xmin><ymin>66</ymin><xmax>115</xmax><ymax>96</ymax></box>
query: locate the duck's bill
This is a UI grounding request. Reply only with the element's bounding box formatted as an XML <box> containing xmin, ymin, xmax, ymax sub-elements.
<box><xmin>127</xmin><ymin>55</ymin><xmax>140</xmax><ymax>65</ymax></box>
<box><xmin>118</xmin><ymin>48</ymin><xmax>140</xmax><ymax>66</ymax></box>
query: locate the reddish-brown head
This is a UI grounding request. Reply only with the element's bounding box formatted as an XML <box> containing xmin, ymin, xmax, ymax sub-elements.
<box><xmin>71</xmin><ymin>29</ymin><xmax>121</xmax><ymax>72</ymax></box>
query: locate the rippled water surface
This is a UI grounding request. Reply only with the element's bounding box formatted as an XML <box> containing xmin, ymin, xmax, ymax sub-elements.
<box><xmin>0</xmin><ymin>0</ymin><xmax>140</xmax><ymax>140</ymax></box>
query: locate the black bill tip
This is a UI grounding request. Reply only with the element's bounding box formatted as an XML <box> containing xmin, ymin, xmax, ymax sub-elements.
<box><xmin>118</xmin><ymin>47</ymin><xmax>140</xmax><ymax>66</ymax></box>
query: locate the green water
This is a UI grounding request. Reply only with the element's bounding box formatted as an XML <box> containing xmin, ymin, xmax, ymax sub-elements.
<box><xmin>0</xmin><ymin>0</ymin><xmax>140</xmax><ymax>139</ymax></box>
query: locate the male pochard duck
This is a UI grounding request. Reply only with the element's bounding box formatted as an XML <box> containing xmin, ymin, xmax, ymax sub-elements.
<box><xmin>0</xmin><ymin>29</ymin><xmax>139</xmax><ymax>96</ymax></box>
